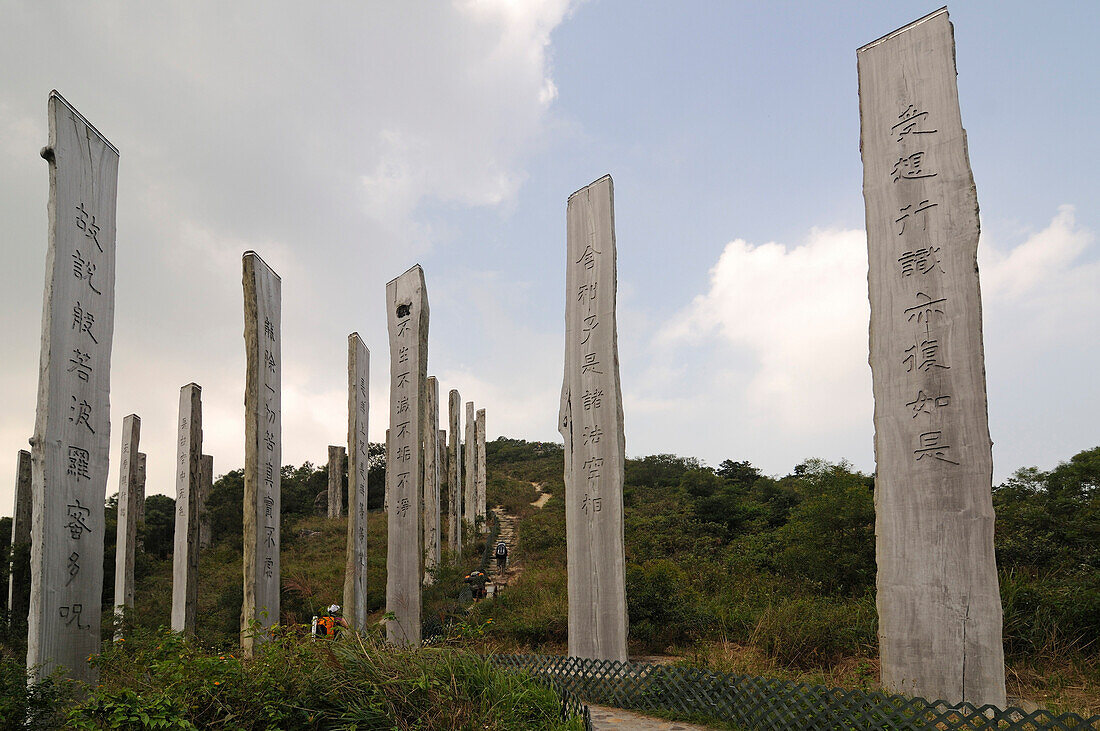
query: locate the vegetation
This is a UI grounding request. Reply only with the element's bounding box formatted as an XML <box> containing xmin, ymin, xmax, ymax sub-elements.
<box><xmin>1</xmin><ymin>437</ymin><xmax>1097</xmax><ymax>722</ymax></box>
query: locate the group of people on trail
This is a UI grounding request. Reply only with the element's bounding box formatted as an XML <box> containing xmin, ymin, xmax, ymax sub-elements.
<box><xmin>312</xmin><ymin>542</ymin><xmax>511</xmax><ymax>630</ymax></box>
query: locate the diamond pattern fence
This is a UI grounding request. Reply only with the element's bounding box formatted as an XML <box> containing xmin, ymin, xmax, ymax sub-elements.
<box><xmin>488</xmin><ymin>654</ymin><xmax>1100</xmax><ymax>731</ymax></box>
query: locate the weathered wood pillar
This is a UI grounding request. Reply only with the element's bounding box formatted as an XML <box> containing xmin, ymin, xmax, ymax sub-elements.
<box><xmin>476</xmin><ymin>409</ymin><xmax>486</xmax><ymax>533</ymax></box>
<box><xmin>135</xmin><ymin>452</ymin><xmax>146</xmax><ymax>543</ymax></box>
<box><xmin>242</xmin><ymin>251</ymin><xmax>281</xmax><ymax>657</ymax></box>
<box><xmin>559</xmin><ymin>174</ymin><xmax>628</xmax><ymax>662</ymax></box>
<box><xmin>423</xmin><ymin>376</ymin><xmax>441</xmax><ymax>584</ymax></box>
<box><xmin>464</xmin><ymin>401</ymin><xmax>476</xmax><ymax>530</ymax></box>
<box><xmin>858</xmin><ymin>8</ymin><xmax>1005</xmax><ymax>706</ymax></box>
<box><xmin>8</xmin><ymin>450</ymin><xmax>32</xmax><ymax>625</ymax></box>
<box><xmin>385</xmin><ymin>265</ymin><xmax>428</xmax><ymax>646</ymax></box>
<box><xmin>28</xmin><ymin>91</ymin><xmax>119</xmax><ymax>683</ymax></box>
<box><xmin>172</xmin><ymin>384</ymin><xmax>202</xmax><ymax>635</ymax></box>
<box><xmin>447</xmin><ymin>390</ymin><xmax>463</xmax><ymax>558</ymax></box>
<box><xmin>327</xmin><ymin>446</ymin><xmax>345</xmax><ymax>518</ymax></box>
<box><xmin>198</xmin><ymin>454</ymin><xmax>213</xmax><ymax>551</ymax></box>
<box><xmin>112</xmin><ymin>415</ymin><xmax>140</xmax><ymax>636</ymax></box>
<box><xmin>344</xmin><ymin>334</ymin><xmax>369</xmax><ymax>631</ymax></box>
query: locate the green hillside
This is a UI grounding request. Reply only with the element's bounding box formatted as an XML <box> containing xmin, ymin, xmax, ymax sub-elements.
<box><xmin>3</xmin><ymin>439</ymin><xmax>1097</xmax><ymax>720</ymax></box>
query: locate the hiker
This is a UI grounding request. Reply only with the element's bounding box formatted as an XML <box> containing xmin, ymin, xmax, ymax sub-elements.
<box><xmin>494</xmin><ymin>540</ymin><xmax>509</xmax><ymax>574</ymax></box>
<box><xmin>311</xmin><ymin>604</ymin><xmax>348</xmax><ymax>640</ymax></box>
<box><xmin>465</xmin><ymin>571</ymin><xmax>488</xmax><ymax>600</ymax></box>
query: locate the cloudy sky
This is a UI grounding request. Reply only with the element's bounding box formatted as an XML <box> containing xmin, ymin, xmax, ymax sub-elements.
<box><xmin>1</xmin><ymin>1</ymin><xmax>1097</xmax><ymax>514</ymax></box>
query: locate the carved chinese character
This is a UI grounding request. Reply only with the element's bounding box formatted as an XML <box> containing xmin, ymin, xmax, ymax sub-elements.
<box><xmin>264</xmin><ymin>495</ymin><xmax>274</xmax><ymax>518</ymax></box>
<box><xmin>66</xmin><ymin>446</ymin><xmax>91</xmax><ymax>481</ymax></box>
<box><xmin>891</xmin><ymin>104</ymin><xmax>937</xmax><ymax>142</ymax></box>
<box><xmin>264</xmin><ymin>349</ymin><xmax>277</xmax><ymax>374</ymax></box>
<box><xmin>582</xmin><ymin>424</ymin><xmax>604</xmax><ymax>445</ymax></box>
<box><xmin>65</xmin><ymin>499</ymin><xmax>92</xmax><ymax>539</ymax></box>
<box><xmin>894</xmin><ymin>199</ymin><xmax>938</xmax><ymax>235</ymax></box>
<box><xmin>577</xmin><ymin>283</ymin><xmax>597</xmax><ymax>302</ymax></box>
<box><xmin>576</xmin><ymin>245</ymin><xmax>601</xmax><ymax>270</ymax></box>
<box><xmin>74</xmin><ymin>203</ymin><xmax>102</xmax><ymax>252</ymax></box>
<box><xmin>65</xmin><ymin>551</ymin><xmax>80</xmax><ymax>586</ymax></box>
<box><xmin>914</xmin><ymin>431</ymin><xmax>959</xmax><ymax>465</ymax></box>
<box><xmin>395</xmin><ymin>471</ymin><xmax>410</xmax><ymax>491</ymax></box>
<box><xmin>396</xmin><ymin>318</ymin><xmax>410</xmax><ymax>337</ymax></box>
<box><xmin>265</xmin><ymin>525</ymin><xmax>276</xmax><ymax>547</ymax></box>
<box><xmin>906</xmin><ymin>390</ymin><xmax>952</xmax><ymax>418</ymax></box>
<box><xmin>71</xmin><ymin>301</ymin><xmax>99</xmax><ymax>344</ymax></box>
<box><xmin>580</xmin><ymin>314</ymin><xmax>598</xmax><ymax>345</ymax></box>
<box><xmin>264</xmin><ymin>317</ymin><xmax>276</xmax><ymax>342</ymax></box>
<box><xmin>898</xmin><ymin>245</ymin><xmax>944</xmax><ymax>277</ymax></box>
<box><xmin>394</xmin><ymin>444</ymin><xmax>411</xmax><ymax>463</ymax></box>
<box><xmin>67</xmin><ymin>349</ymin><xmax>93</xmax><ymax>381</ymax></box>
<box><xmin>891</xmin><ymin>152</ymin><xmax>936</xmax><ymax>182</ymax></box>
<box><xmin>265</xmin><ymin>403</ymin><xmax>276</xmax><ymax>424</ymax></box>
<box><xmin>582</xmin><ymin>494</ymin><xmax>602</xmax><ymax>514</ymax></box>
<box><xmin>581</xmin><ymin>352</ymin><xmax>603</xmax><ymax>375</ymax></box>
<box><xmin>396</xmin><ymin>496</ymin><xmax>410</xmax><ymax>517</ymax></box>
<box><xmin>68</xmin><ymin>396</ymin><xmax>96</xmax><ymax>434</ymax></box>
<box><xmin>582</xmin><ymin>388</ymin><xmax>603</xmax><ymax>411</ymax></box>
<box><xmin>395</xmin><ymin>396</ymin><xmax>410</xmax><ymax>414</ymax></box>
<box><xmin>904</xmin><ymin>292</ymin><xmax>947</xmax><ymax>326</ymax></box>
<box><xmin>264</xmin><ymin>462</ymin><xmax>274</xmax><ymax>489</ymax></box>
<box><xmin>903</xmin><ymin>337</ymin><xmax>949</xmax><ymax>373</ymax></box>
<box><xmin>264</xmin><ymin>430</ymin><xmax>276</xmax><ymax>451</ymax></box>
<box><xmin>264</xmin><ymin>556</ymin><xmax>274</xmax><ymax>578</ymax></box>
<box><xmin>398</xmin><ymin>346</ymin><xmax>409</xmax><ymax>364</ymax></box>
<box><xmin>583</xmin><ymin>456</ymin><xmax>603</xmax><ymax>482</ymax></box>
<box><xmin>395</xmin><ymin>421</ymin><xmax>410</xmax><ymax>438</ymax></box>
<box><xmin>71</xmin><ymin>249</ymin><xmax>102</xmax><ymax>295</ymax></box>
<box><xmin>59</xmin><ymin>603</ymin><xmax>90</xmax><ymax>629</ymax></box>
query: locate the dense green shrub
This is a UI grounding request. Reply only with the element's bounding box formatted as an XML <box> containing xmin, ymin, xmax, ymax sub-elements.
<box><xmin>61</xmin><ymin>628</ymin><xmax>583</xmax><ymax>730</ymax></box>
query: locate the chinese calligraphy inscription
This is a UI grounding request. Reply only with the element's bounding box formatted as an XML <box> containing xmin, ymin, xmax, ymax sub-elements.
<box><xmin>423</xmin><ymin>376</ymin><xmax>441</xmax><ymax>585</ymax></box>
<box><xmin>858</xmin><ymin>9</ymin><xmax>1004</xmax><ymax>706</ymax></box>
<box><xmin>28</xmin><ymin>92</ymin><xmax>118</xmax><ymax>684</ymax></box>
<box><xmin>385</xmin><ymin>265</ymin><xmax>428</xmax><ymax>647</ymax></box>
<box><xmin>113</xmin><ymin>415</ymin><xmax>141</xmax><ymax>638</ymax></box>
<box><xmin>344</xmin><ymin>334</ymin><xmax>370</xmax><ymax>631</ymax></box>
<box><xmin>172</xmin><ymin>385</ymin><xmax>202</xmax><ymax>635</ymax></box>
<box><xmin>242</xmin><ymin>252</ymin><xmax>281</xmax><ymax>658</ymax></box>
<box><xmin>558</xmin><ymin>174</ymin><xmax>627</xmax><ymax>662</ymax></box>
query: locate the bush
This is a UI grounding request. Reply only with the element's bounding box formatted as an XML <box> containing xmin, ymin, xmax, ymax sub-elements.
<box><xmin>65</xmin><ymin>628</ymin><xmax>584</xmax><ymax>730</ymax></box>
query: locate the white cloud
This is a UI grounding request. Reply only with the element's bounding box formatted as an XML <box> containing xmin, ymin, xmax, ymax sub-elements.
<box><xmin>659</xmin><ymin>227</ymin><xmax>871</xmax><ymax>434</ymax></box>
<box><xmin>0</xmin><ymin>1</ymin><xmax>576</xmax><ymax>509</ymax></box>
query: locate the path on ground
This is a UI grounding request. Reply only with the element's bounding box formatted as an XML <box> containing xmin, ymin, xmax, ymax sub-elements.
<box><xmin>488</xmin><ymin>481</ymin><xmax>551</xmax><ymax>588</ymax></box>
<box><xmin>588</xmin><ymin>704</ymin><xmax>715</xmax><ymax>730</ymax></box>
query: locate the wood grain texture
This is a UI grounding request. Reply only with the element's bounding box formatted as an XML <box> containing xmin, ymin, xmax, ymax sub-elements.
<box><xmin>464</xmin><ymin>401</ymin><xmax>476</xmax><ymax>529</ymax></box>
<box><xmin>28</xmin><ymin>91</ymin><xmax>118</xmax><ymax>683</ymax></box>
<box><xmin>385</xmin><ymin>265</ymin><xmax>428</xmax><ymax>646</ymax></box>
<box><xmin>447</xmin><ymin>390</ymin><xmax>463</xmax><ymax>558</ymax></box>
<box><xmin>113</xmin><ymin>415</ymin><xmax>140</xmax><ymax>635</ymax></box>
<box><xmin>475</xmin><ymin>409</ymin><xmax>486</xmax><ymax>534</ymax></box>
<box><xmin>858</xmin><ymin>9</ymin><xmax>1005</xmax><ymax>706</ymax></box>
<box><xmin>9</xmin><ymin>450</ymin><xmax>32</xmax><ymax>620</ymax></box>
<box><xmin>198</xmin><ymin>454</ymin><xmax>213</xmax><ymax>551</ymax></box>
<box><xmin>423</xmin><ymin>376</ymin><xmax>441</xmax><ymax>584</ymax></box>
<box><xmin>171</xmin><ymin>384</ymin><xmax>201</xmax><ymax>635</ymax></box>
<box><xmin>558</xmin><ymin>175</ymin><xmax>628</xmax><ymax>662</ymax></box>
<box><xmin>344</xmin><ymin>334</ymin><xmax>369</xmax><ymax>631</ymax></box>
<box><xmin>327</xmin><ymin>446</ymin><xmax>345</xmax><ymax>519</ymax></box>
<box><xmin>241</xmin><ymin>252</ymin><xmax>281</xmax><ymax>657</ymax></box>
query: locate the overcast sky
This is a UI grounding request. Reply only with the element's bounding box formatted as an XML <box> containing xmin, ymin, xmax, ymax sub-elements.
<box><xmin>2</xmin><ymin>1</ymin><xmax>1097</xmax><ymax>515</ymax></box>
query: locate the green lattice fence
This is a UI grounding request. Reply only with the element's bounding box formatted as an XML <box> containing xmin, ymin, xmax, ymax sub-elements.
<box><xmin>488</xmin><ymin>654</ymin><xmax>1100</xmax><ymax>730</ymax></box>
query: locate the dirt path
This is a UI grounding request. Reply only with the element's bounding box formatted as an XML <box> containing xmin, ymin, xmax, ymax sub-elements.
<box><xmin>530</xmin><ymin>480</ymin><xmax>552</xmax><ymax>508</ymax></box>
<box><xmin>588</xmin><ymin>704</ymin><xmax>716</xmax><ymax>730</ymax></box>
